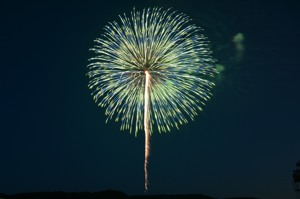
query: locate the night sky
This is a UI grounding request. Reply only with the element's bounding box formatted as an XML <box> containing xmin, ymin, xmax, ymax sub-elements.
<box><xmin>1</xmin><ymin>1</ymin><xmax>300</xmax><ymax>199</ymax></box>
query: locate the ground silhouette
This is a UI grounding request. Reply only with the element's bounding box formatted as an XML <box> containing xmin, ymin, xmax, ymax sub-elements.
<box><xmin>0</xmin><ymin>190</ymin><xmax>261</xmax><ymax>199</ymax></box>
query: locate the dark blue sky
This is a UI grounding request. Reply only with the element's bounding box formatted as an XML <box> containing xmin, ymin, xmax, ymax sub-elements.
<box><xmin>1</xmin><ymin>1</ymin><xmax>300</xmax><ymax>199</ymax></box>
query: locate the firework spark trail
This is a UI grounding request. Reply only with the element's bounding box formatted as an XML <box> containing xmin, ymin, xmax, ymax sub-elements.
<box><xmin>144</xmin><ymin>71</ymin><xmax>151</xmax><ymax>193</ymax></box>
<box><xmin>87</xmin><ymin>8</ymin><xmax>216</xmax><ymax>193</ymax></box>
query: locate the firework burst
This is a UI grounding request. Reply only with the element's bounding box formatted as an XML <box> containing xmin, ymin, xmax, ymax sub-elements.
<box><xmin>87</xmin><ymin>8</ymin><xmax>216</xmax><ymax>193</ymax></box>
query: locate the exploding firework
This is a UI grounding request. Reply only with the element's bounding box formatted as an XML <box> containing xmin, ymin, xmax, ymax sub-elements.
<box><xmin>87</xmin><ymin>8</ymin><xmax>216</xmax><ymax>193</ymax></box>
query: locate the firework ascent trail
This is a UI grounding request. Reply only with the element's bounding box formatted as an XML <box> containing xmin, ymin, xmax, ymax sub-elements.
<box><xmin>144</xmin><ymin>71</ymin><xmax>151</xmax><ymax>193</ymax></box>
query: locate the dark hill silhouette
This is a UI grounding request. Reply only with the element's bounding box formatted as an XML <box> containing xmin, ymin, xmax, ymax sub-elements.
<box><xmin>131</xmin><ymin>193</ymin><xmax>215</xmax><ymax>199</ymax></box>
<box><xmin>3</xmin><ymin>190</ymin><xmax>127</xmax><ymax>199</ymax></box>
<box><xmin>0</xmin><ymin>190</ymin><xmax>261</xmax><ymax>199</ymax></box>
